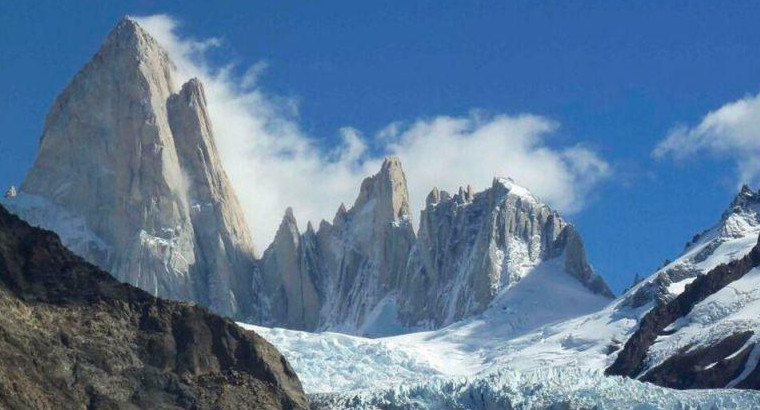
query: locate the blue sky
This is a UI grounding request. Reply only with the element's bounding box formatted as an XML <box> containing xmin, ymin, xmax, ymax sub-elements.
<box><xmin>2</xmin><ymin>1</ymin><xmax>760</xmax><ymax>293</ymax></box>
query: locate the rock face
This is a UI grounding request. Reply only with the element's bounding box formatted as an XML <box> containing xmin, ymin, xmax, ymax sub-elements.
<box><xmin>316</xmin><ymin>157</ymin><xmax>417</xmax><ymax>334</ymax></box>
<box><xmin>20</xmin><ymin>18</ymin><xmax>257</xmax><ymax>318</ymax></box>
<box><xmin>256</xmin><ymin>208</ymin><xmax>322</xmax><ymax>330</ymax></box>
<box><xmin>0</xmin><ymin>204</ymin><xmax>306</xmax><ymax>409</ymax></box>
<box><xmin>257</xmin><ymin>158</ymin><xmax>416</xmax><ymax>334</ymax></box>
<box><xmin>260</xmin><ymin>161</ymin><xmax>612</xmax><ymax>336</ymax></box>
<box><xmin>398</xmin><ymin>177</ymin><xmax>612</xmax><ymax>328</ymax></box>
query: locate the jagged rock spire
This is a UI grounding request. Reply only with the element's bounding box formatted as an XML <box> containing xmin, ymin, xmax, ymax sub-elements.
<box><xmin>353</xmin><ymin>156</ymin><xmax>411</xmax><ymax>222</ymax></box>
<box><xmin>259</xmin><ymin>207</ymin><xmax>321</xmax><ymax>330</ymax></box>
<box><xmin>399</xmin><ymin>176</ymin><xmax>613</xmax><ymax>328</ymax></box>
<box><xmin>725</xmin><ymin>184</ymin><xmax>760</xmax><ymax>216</ymax></box>
<box><xmin>309</xmin><ymin>157</ymin><xmax>416</xmax><ymax>335</ymax></box>
<box><xmin>426</xmin><ymin>187</ymin><xmax>440</xmax><ymax>206</ymax></box>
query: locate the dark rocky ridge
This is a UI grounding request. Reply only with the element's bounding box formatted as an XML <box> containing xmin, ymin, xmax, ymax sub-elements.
<box><xmin>0</xmin><ymin>204</ymin><xmax>306</xmax><ymax>409</ymax></box>
<box><xmin>606</xmin><ymin>232</ymin><xmax>760</xmax><ymax>389</ymax></box>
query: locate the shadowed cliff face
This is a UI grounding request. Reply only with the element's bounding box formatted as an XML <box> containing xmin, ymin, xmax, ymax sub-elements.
<box><xmin>0</xmin><ymin>204</ymin><xmax>306</xmax><ymax>409</ymax></box>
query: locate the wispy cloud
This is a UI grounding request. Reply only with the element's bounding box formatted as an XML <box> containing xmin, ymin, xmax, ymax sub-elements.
<box><xmin>654</xmin><ymin>92</ymin><xmax>760</xmax><ymax>186</ymax></box>
<box><xmin>136</xmin><ymin>14</ymin><xmax>611</xmax><ymax>250</ymax></box>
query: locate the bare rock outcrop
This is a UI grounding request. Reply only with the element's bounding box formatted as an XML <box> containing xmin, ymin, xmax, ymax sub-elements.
<box><xmin>258</xmin><ymin>157</ymin><xmax>415</xmax><ymax>334</ymax></box>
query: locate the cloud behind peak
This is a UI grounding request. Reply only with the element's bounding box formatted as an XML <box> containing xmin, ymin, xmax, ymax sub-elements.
<box><xmin>135</xmin><ymin>14</ymin><xmax>610</xmax><ymax>249</ymax></box>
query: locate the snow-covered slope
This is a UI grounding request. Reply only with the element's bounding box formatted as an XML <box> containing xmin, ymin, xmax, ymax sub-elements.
<box><xmin>495</xmin><ymin>185</ymin><xmax>760</xmax><ymax>381</ymax></box>
<box><xmin>241</xmin><ymin>258</ymin><xmax>611</xmax><ymax>395</ymax></box>
<box><xmin>241</xmin><ymin>260</ymin><xmax>611</xmax><ymax>394</ymax></box>
<box><xmin>603</xmin><ymin>186</ymin><xmax>760</xmax><ymax>387</ymax></box>
<box><xmin>643</xmin><ymin>267</ymin><xmax>760</xmax><ymax>387</ymax></box>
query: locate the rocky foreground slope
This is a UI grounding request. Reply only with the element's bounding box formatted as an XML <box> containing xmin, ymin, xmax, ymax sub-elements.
<box><xmin>0</xmin><ymin>204</ymin><xmax>306</xmax><ymax>409</ymax></box>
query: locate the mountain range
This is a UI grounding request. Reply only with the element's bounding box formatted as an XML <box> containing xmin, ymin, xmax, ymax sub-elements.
<box><xmin>3</xmin><ymin>18</ymin><xmax>611</xmax><ymax>339</ymax></box>
<box><xmin>2</xmin><ymin>16</ymin><xmax>760</xmax><ymax>409</ymax></box>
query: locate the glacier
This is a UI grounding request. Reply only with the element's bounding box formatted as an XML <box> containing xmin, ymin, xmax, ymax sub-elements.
<box><xmin>311</xmin><ymin>368</ymin><xmax>760</xmax><ymax>410</ymax></box>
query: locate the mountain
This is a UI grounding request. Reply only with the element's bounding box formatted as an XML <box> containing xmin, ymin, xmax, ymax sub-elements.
<box><xmin>607</xmin><ymin>185</ymin><xmax>760</xmax><ymax>388</ymax></box>
<box><xmin>257</xmin><ymin>157</ymin><xmax>416</xmax><ymax>334</ymax></box>
<box><xmin>256</xmin><ymin>207</ymin><xmax>322</xmax><ymax>330</ymax></box>
<box><xmin>398</xmin><ymin>177</ymin><xmax>612</xmax><ymax>328</ymax></box>
<box><xmin>459</xmin><ymin>186</ymin><xmax>760</xmax><ymax>390</ymax></box>
<box><xmin>14</xmin><ymin>18</ymin><xmax>257</xmax><ymax>318</ymax></box>
<box><xmin>259</xmin><ymin>159</ymin><xmax>612</xmax><ymax>336</ymax></box>
<box><xmin>4</xmin><ymin>17</ymin><xmax>611</xmax><ymax>338</ymax></box>
<box><xmin>480</xmin><ymin>185</ymin><xmax>760</xmax><ymax>389</ymax></box>
<box><xmin>0</xmin><ymin>203</ymin><xmax>306</xmax><ymax>409</ymax></box>
<box><xmin>250</xmin><ymin>186</ymin><xmax>760</xmax><ymax>397</ymax></box>
<box><xmin>314</xmin><ymin>157</ymin><xmax>417</xmax><ymax>335</ymax></box>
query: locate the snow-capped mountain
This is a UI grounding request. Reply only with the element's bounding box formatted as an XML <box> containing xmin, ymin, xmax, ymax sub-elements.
<box><xmin>257</xmin><ymin>158</ymin><xmax>613</xmax><ymax>336</ymax></box>
<box><xmin>398</xmin><ymin>177</ymin><xmax>612</xmax><ymax>329</ymax></box>
<box><xmin>491</xmin><ymin>185</ymin><xmax>760</xmax><ymax>389</ymax></box>
<box><xmin>2</xmin><ymin>18</ymin><xmax>611</xmax><ymax>338</ymax></box>
<box><xmin>252</xmin><ymin>185</ymin><xmax>760</xmax><ymax>399</ymax></box>
<box><xmin>607</xmin><ymin>185</ymin><xmax>760</xmax><ymax>388</ymax></box>
<box><xmin>5</xmin><ymin>18</ymin><xmax>257</xmax><ymax>318</ymax></box>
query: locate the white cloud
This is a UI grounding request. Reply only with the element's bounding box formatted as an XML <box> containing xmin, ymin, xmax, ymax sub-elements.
<box><xmin>384</xmin><ymin>115</ymin><xmax>609</xmax><ymax>215</ymax></box>
<box><xmin>135</xmin><ymin>14</ymin><xmax>610</xmax><ymax>250</ymax></box>
<box><xmin>654</xmin><ymin>92</ymin><xmax>760</xmax><ymax>185</ymax></box>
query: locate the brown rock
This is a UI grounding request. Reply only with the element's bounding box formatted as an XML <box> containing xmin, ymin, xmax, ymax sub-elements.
<box><xmin>0</xmin><ymin>203</ymin><xmax>306</xmax><ymax>409</ymax></box>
